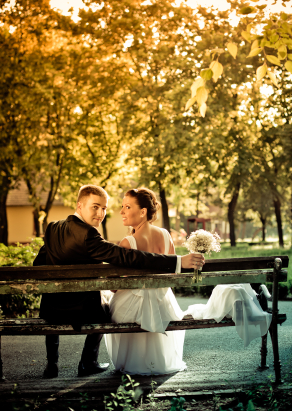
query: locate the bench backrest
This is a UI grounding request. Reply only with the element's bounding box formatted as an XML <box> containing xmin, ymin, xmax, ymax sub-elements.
<box><xmin>0</xmin><ymin>256</ymin><xmax>288</xmax><ymax>295</ymax></box>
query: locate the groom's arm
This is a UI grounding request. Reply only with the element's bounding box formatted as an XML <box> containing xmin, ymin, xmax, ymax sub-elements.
<box><xmin>86</xmin><ymin>228</ymin><xmax>204</xmax><ymax>272</ymax></box>
<box><xmin>86</xmin><ymin>228</ymin><xmax>178</xmax><ymax>272</ymax></box>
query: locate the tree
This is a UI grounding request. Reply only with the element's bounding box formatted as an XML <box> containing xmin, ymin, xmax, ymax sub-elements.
<box><xmin>186</xmin><ymin>0</ymin><xmax>292</xmax><ymax>116</ymax></box>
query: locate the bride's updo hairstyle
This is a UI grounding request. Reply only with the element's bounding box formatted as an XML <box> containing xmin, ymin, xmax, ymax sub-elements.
<box><xmin>125</xmin><ymin>188</ymin><xmax>160</xmax><ymax>225</ymax></box>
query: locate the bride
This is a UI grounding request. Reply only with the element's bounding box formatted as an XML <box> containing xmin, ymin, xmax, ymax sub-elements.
<box><xmin>104</xmin><ymin>187</ymin><xmax>201</xmax><ymax>375</ymax></box>
<box><xmin>105</xmin><ymin>188</ymin><xmax>272</xmax><ymax>375</ymax></box>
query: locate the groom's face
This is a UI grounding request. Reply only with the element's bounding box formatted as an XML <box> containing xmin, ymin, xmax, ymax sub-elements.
<box><xmin>77</xmin><ymin>194</ymin><xmax>108</xmax><ymax>227</ymax></box>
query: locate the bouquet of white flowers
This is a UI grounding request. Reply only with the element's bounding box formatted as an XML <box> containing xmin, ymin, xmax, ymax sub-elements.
<box><xmin>184</xmin><ymin>229</ymin><xmax>221</xmax><ymax>282</ymax></box>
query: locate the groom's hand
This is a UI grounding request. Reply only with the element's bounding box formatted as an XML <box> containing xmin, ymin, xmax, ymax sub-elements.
<box><xmin>181</xmin><ymin>253</ymin><xmax>205</xmax><ymax>270</ymax></box>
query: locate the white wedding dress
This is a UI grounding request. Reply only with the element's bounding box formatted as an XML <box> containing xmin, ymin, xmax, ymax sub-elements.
<box><xmin>104</xmin><ymin>228</ymin><xmax>272</xmax><ymax>375</ymax></box>
<box><xmin>105</xmin><ymin>228</ymin><xmax>187</xmax><ymax>375</ymax></box>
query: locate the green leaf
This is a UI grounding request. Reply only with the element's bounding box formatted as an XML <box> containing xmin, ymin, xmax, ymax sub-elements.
<box><xmin>266</xmin><ymin>55</ymin><xmax>281</xmax><ymax>66</ymax></box>
<box><xmin>227</xmin><ymin>42</ymin><xmax>237</xmax><ymax>59</ymax></box>
<box><xmin>239</xmin><ymin>6</ymin><xmax>256</xmax><ymax>14</ymax></box>
<box><xmin>277</xmin><ymin>44</ymin><xmax>287</xmax><ymax>60</ymax></box>
<box><xmin>256</xmin><ymin>63</ymin><xmax>267</xmax><ymax>81</ymax></box>
<box><xmin>285</xmin><ymin>60</ymin><xmax>292</xmax><ymax>74</ymax></box>
<box><xmin>247</xmin><ymin>399</ymin><xmax>256</xmax><ymax>411</ymax></box>
<box><xmin>247</xmin><ymin>47</ymin><xmax>262</xmax><ymax>57</ymax></box>
<box><xmin>270</xmin><ymin>34</ymin><xmax>279</xmax><ymax>43</ymax></box>
<box><xmin>200</xmin><ymin>68</ymin><xmax>213</xmax><ymax>80</ymax></box>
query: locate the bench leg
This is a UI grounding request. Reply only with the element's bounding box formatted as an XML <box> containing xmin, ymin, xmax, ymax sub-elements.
<box><xmin>259</xmin><ymin>333</ymin><xmax>269</xmax><ymax>370</ymax></box>
<box><xmin>269</xmin><ymin>321</ymin><xmax>282</xmax><ymax>384</ymax></box>
<box><xmin>0</xmin><ymin>335</ymin><xmax>5</xmax><ymax>382</ymax></box>
<box><xmin>270</xmin><ymin>258</ymin><xmax>282</xmax><ymax>384</ymax></box>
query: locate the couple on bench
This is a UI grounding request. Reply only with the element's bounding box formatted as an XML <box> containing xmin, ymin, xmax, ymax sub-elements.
<box><xmin>34</xmin><ymin>185</ymin><xmax>271</xmax><ymax>378</ymax></box>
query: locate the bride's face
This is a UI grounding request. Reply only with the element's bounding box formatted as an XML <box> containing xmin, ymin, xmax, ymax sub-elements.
<box><xmin>120</xmin><ymin>195</ymin><xmax>146</xmax><ymax>227</ymax></box>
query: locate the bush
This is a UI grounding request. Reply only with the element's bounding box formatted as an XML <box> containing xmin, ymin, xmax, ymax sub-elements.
<box><xmin>0</xmin><ymin>238</ymin><xmax>44</xmax><ymax>318</ymax></box>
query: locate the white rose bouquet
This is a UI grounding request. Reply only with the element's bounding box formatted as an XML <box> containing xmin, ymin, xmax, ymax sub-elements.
<box><xmin>184</xmin><ymin>229</ymin><xmax>221</xmax><ymax>282</ymax></box>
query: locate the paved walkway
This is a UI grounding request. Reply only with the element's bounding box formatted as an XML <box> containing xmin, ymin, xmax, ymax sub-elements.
<box><xmin>0</xmin><ymin>297</ymin><xmax>291</xmax><ymax>407</ymax></box>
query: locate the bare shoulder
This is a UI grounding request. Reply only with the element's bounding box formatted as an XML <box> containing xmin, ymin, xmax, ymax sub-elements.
<box><xmin>119</xmin><ymin>237</ymin><xmax>131</xmax><ymax>249</ymax></box>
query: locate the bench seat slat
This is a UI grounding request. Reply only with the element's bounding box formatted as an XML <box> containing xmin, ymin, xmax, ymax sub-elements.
<box><xmin>0</xmin><ymin>317</ymin><xmax>236</xmax><ymax>335</ymax></box>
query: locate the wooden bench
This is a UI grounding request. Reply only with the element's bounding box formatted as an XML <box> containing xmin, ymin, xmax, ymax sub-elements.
<box><xmin>0</xmin><ymin>255</ymin><xmax>288</xmax><ymax>384</ymax></box>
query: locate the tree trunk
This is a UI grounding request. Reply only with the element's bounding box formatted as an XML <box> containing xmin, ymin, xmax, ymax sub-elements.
<box><xmin>259</xmin><ymin>215</ymin><xmax>266</xmax><ymax>242</ymax></box>
<box><xmin>273</xmin><ymin>196</ymin><xmax>284</xmax><ymax>247</ymax></box>
<box><xmin>227</xmin><ymin>182</ymin><xmax>240</xmax><ymax>247</ymax></box>
<box><xmin>0</xmin><ymin>186</ymin><xmax>9</xmax><ymax>245</ymax></box>
<box><xmin>102</xmin><ymin>215</ymin><xmax>108</xmax><ymax>240</ymax></box>
<box><xmin>175</xmin><ymin>205</ymin><xmax>180</xmax><ymax>232</ymax></box>
<box><xmin>33</xmin><ymin>208</ymin><xmax>41</xmax><ymax>237</ymax></box>
<box><xmin>159</xmin><ymin>186</ymin><xmax>170</xmax><ymax>233</ymax></box>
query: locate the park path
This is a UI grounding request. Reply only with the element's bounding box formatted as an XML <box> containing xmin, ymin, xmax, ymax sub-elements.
<box><xmin>0</xmin><ymin>297</ymin><xmax>291</xmax><ymax>407</ymax></box>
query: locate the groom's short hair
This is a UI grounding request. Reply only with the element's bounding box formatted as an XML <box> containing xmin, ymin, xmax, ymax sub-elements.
<box><xmin>77</xmin><ymin>185</ymin><xmax>109</xmax><ymax>203</ymax></box>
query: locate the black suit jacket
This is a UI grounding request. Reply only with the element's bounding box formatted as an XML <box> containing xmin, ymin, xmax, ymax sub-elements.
<box><xmin>34</xmin><ymin>215</ymin><xmax>177</xmax><ymax>324</ymax></box>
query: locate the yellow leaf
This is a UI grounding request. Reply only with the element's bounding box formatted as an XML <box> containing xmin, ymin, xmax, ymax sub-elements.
<box><xmin>256</xmin><ymin>63</ymin><xmax>267</xmax><ymax>81</ymax></box>
<box><xmin>185</xmin><ymin>96</ymin><xmax>197</xmax><ymax>111</ymax></box>
<box><xmin>266</xmin><ymin>55</ymin><xmax>281</xmax><ymax>66</ymax></box>
<box><xmin>267</xmin><ymin>70</ymin><xmax>279</xmax><ymax>87</ymax></box>
<box><xmin>210</xmin><ymin>61</ymin><xmax>223</xmax><ymax>82</ymax></box>
<box><xmin>242</xmin><ymin>31</ymin><xmax>251</xmax><ymax>43</ymax></box>
<box><xmin>285</xmin><ymin>60</ymin><xmax>292</xmax><ymax>74</ymax></box>
<box><xmin>196</xmin><ymin>87</ymin><xmax>208</xmax><ymax>106</ymax></box>
<box><xmin>247</xmin><ymin>47</ymin><xmax>262</xmax><ymax>57</ymax></box>
<box><xmin>288</xmin><ymin>54</ymin><xmax>292</xmax><ymax>60</ymax></box>
<box><xmin>251</xmin><ymin>40</ymin><xmax>259</xmax><ymax>50</ymax></box>
<box><xmin>277</xmin><ymin>44</ymin><xmax>287</xmax><ymax>60</ymax></box>
<box><xmin>227</xmin><ymin>42</ymin><xmax>237</xmax><ymax>59</ymax></box>
<box><xmin>239</xmin><ymin>6</ymin><xmax>256</xmax><ymax>14</ymax></box>
<box><xmin>199</xmin><ymin>103</ymin><xmax>207</xmax><ymax>118</ymax></box>
<box><xmin>191</xmin><ymin>77</ymin><xmax>205</xmax><ymax>98</ymax></box>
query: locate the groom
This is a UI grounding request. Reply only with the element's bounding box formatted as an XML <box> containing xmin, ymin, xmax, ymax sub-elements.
<box><xmin>33</xmin><ymin>184</ymin><xmax>204</xmax><ymax>378</ymax></box>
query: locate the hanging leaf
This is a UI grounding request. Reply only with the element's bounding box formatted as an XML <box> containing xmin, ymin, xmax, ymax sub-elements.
<box><xmin>277</xmin><ymin>44</ymin><xmax>287</xmax><ymax>60</ymax></box>
<box><xmin>199</xmin><ymin>102</ymin><xmax>207</xmax><ymax>118</ymax></box>
<box><xmin>281</xmin><ymin>12</ymin><xmax>289</xmax><ymax>21</ymax></box>
<box><xmin>256</xmin><ymin>63</ymin><xmax>267</xmax><ymax>81</ymax></box>
<box><xmin>191</xmin><ymin>77</ymin><xmax>205</xmax><ymax>98</ymax></box>
<box><xmin>251</xmin><ymin>39</ymin><xmax>259</xmax><ymax>50</ymax></box>
<box><xmin>227</xmin><ymin>42</ymin><xmax>237</xmax><ymax>59</ymax></box>
<box><xmin>242</xmin><ymin>31</ymin><xmax>251</xmax><ymax>43</ymax></box>
<box><xmin>266</xmin><ymin>55</ymin><xmax>281</xmax><ymax>66</ymax></box>
<box><xmin>185</xmin><ymin>95</ymin><xmax>197</xmax><ymax>111</ymax></box>
<box><xmin>267</xmin><ymin>70</ymin><xmax>279</xmax><ymax>87</ymax></box>
<box><xmin>209</xmin><ymin>61</ymin><xmax>223</xmax><ymax>82</ymax></box>
<box><xmin>200</xmin><ymin>69</ymin><xmax>213</xmax><ymax>81</ymax></box>
<box><xmin>257</xmin><ymin>5</ymin><xmax>267</xmax><ymax>10</ymax></box>
<box><xmin>196</xmin><ymin>87</ymin><xmax>208</xmax><ymax>105</ymax></box>
<box><xmin>247</xmin><ymin>47</ymin><xmax>262</xmax><ymax>58</ymax></box>
<box><xmin>239</xmin><ymin>6</ymin><xmax>256</xmax><ymax>15</ymax></box>
<box><xmin>285</xmin><ymin>60</ymin><xmax>292</xmax><ymax>74</ymax></box>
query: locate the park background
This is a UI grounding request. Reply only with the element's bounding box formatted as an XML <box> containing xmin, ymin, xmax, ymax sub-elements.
<box><xmin>1</xmin><ymin>0</ymin><xmax>292</xmax><ymax>312</ymax></box>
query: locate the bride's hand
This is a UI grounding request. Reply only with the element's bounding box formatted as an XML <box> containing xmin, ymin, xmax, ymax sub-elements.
<box><xmin>181</xmin><ymin>253</ymin><xmax>205</xmax><ymax>270</ymax></box>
